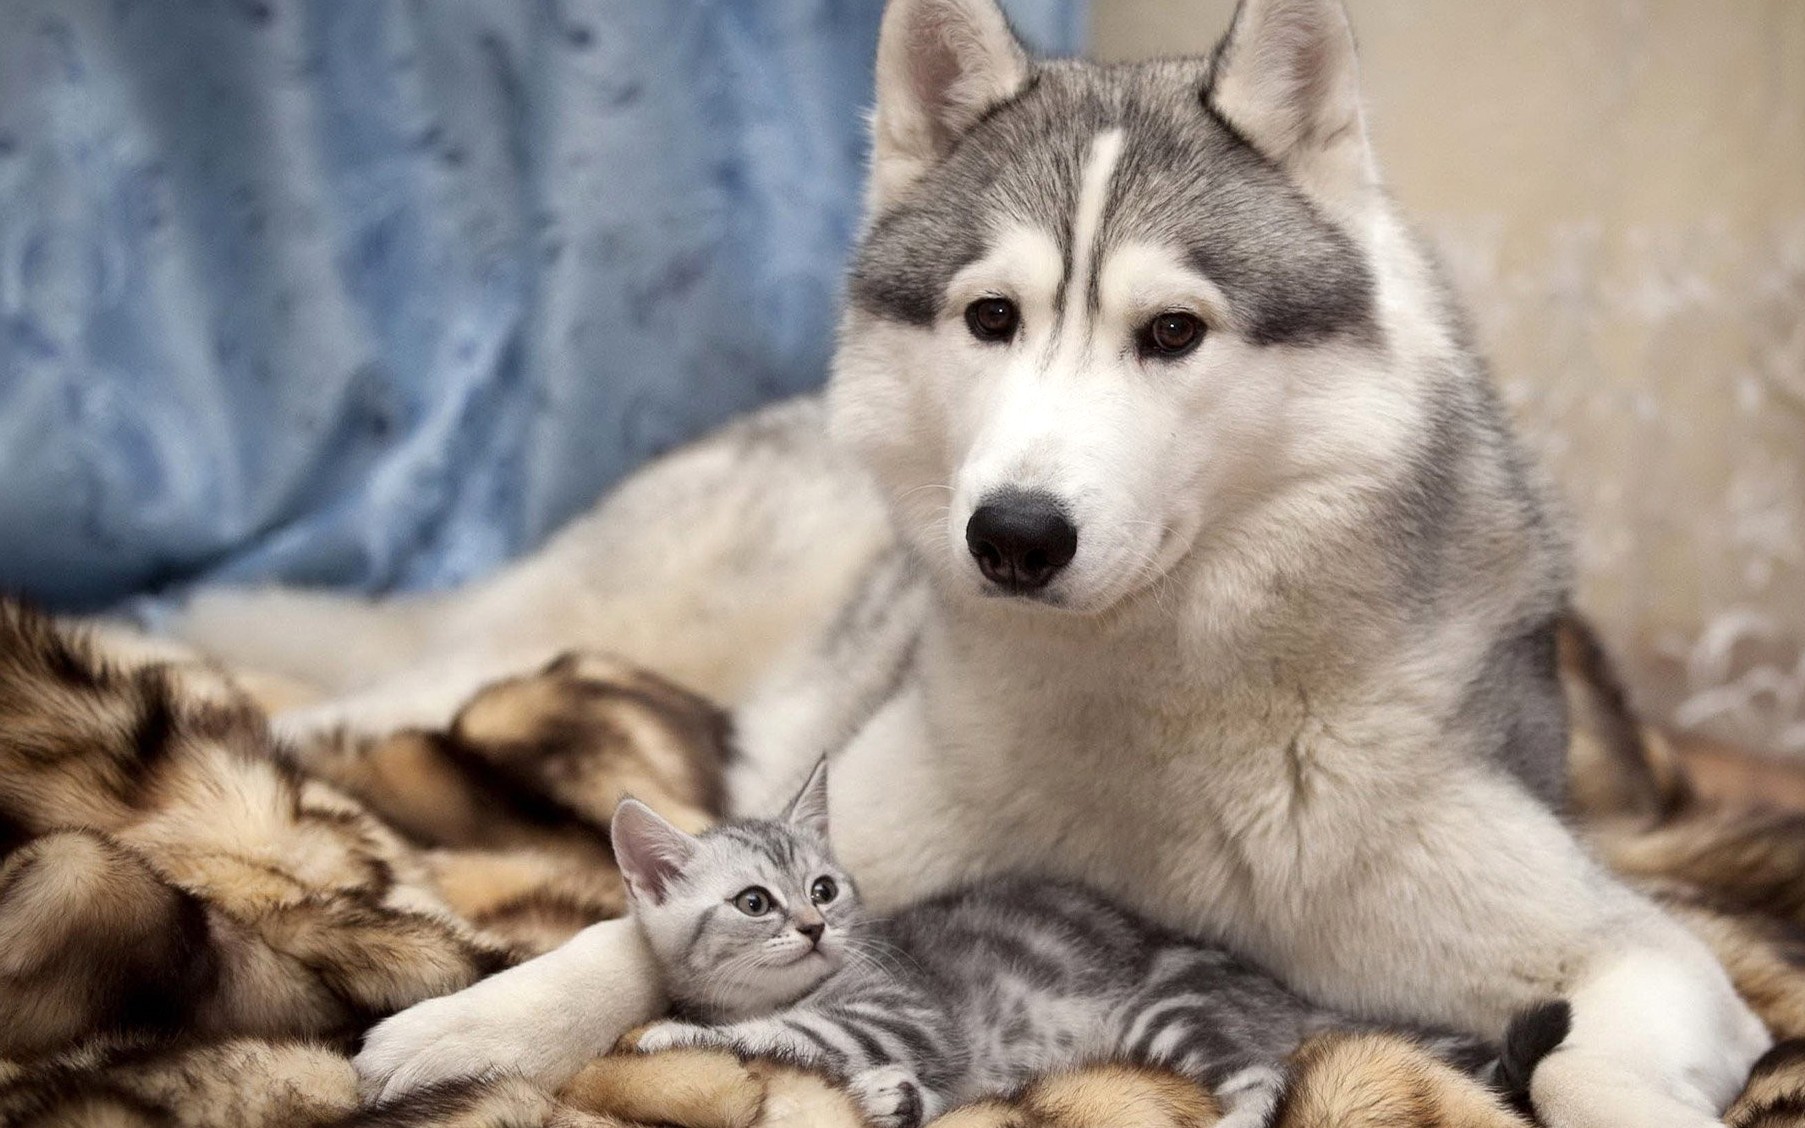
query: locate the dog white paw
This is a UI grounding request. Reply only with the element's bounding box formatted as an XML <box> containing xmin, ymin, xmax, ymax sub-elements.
<box><xmin>354</xmin><ymin>979</ymin><xmax>586</xmax><ymax>1102</ymax></box>
<box><xmin>355</xmin><ymin>916</ymin><xmax>663</xmax><ymax>1102</ymax></box>
<box><xmin>849</xmin><ymin>1065</ymin><xmax>928</xmax><ymax>1128</ymax></box>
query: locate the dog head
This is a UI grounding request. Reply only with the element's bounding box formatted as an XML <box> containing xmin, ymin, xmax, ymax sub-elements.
<box><xmin>830</xmin><ymin>0</ymin><xmax>1440</xmax><ymax>615</ymax></box>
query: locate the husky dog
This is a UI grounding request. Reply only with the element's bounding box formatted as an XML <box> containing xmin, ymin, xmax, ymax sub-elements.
<box><xmin>167</xmin><ymin>1</ymin><xmax>1768</xmax><ymax>1124</ymax></box>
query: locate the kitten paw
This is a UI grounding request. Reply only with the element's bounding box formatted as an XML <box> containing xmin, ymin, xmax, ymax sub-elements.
<box><xmin>629</xmin><ymin>1020</ymin><xmax>711</xmax><ymax>1055</ymax></box>
<box><xmin>849</xmin><ymin>1065</ymin><xmax>927</xmax><ymax>1128</ymax></box>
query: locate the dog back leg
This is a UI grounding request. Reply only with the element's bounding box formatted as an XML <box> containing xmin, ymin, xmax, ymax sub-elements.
<box><xmin>1529</xmin><ymin>943</ymin><xmax>1771</xmax><ymax>1128</ymax></box>
<box><xmin>165</xmin><ymin>398</ymin><xmax>889</xmax><ymax>729</ymax></box>
<box><xmin>171</xmin><ymin>585</ymin><xmax>442</xmax><ymax>696</ymax></box>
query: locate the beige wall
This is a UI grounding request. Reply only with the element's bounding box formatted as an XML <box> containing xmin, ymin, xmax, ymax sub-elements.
<box><xmin>1095</xmin><ymin>1</ymin><xmax>1805</xmax><ymax>756</ymax></box>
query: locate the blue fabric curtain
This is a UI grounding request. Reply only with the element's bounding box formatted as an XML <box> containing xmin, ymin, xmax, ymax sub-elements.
<box><xmin>0</xmin><ymin>0</ymin><xmax>1084</xmax><ymax>610</ymax></box>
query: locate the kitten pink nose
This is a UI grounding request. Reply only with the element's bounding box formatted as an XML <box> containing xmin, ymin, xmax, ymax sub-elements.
<box><xmin>797</xmin><ymin>921</ymin><xmax>824</xmax><ymax>946</ymax></box>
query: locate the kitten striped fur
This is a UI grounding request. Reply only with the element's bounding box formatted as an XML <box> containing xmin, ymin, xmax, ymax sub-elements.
<box><xmin>614</xmin><ymin>763</ymin><xmax>1543</xmax><ymax>1128</ymax></box>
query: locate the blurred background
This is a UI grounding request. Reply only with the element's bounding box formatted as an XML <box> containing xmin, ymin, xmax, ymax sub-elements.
<box><xmin>0</xmin><ymin>1</ymin><xmax>1800</xmax><ymax>761</ymax></box>
<box><xmin>0</xmin><ymin>0</ymin><xmax>1082</xmax><ymax>609</ymax></box>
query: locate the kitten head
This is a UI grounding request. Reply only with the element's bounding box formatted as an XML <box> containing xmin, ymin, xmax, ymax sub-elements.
<box><xmin>611</xmin><ymin>759</ymin><xmax>860</xmax><ymax>1018</ymax></box>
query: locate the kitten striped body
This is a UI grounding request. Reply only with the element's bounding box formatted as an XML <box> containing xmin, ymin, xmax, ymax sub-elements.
<box><xmin>615</xmin><ymin>765</ymin><xmax>1501</xmax><ymax>1128</ymax></box>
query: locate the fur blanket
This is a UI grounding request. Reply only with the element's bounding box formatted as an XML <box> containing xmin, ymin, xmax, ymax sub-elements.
<box><xmin>2</xmin><ymin>598</ymin><xmax>1804</xmax><ymax>1128</ymax></box>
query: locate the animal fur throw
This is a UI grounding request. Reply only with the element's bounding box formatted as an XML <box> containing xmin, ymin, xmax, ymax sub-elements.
<box><xmin>1</xmin><ymin>598</ymin><xmax>1802</xmax><ymax>1128</ymax></box>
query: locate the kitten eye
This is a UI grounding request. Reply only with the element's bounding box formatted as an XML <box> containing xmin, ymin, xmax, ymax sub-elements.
<box><xmin>1139</xmin><ymin>312</ymin><xmax>1204</xmax><ymax>359</ymax></box>
<box><xmin>732</xmin><ymin>887</ymin><xmax>774</xmax><ymax>916</ymax></box>
<box><xmin>965</xmin><ymin>298</ymin><xmax>1019</xmax><ymax>343</ymax></box>
<box><xmin>810</xmin><ymin>876</ymin><xmax>838</xmax><ymax>905</ymax></box>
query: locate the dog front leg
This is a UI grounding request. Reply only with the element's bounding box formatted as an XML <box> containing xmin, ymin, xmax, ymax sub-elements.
<box><xmin>353</xmin><ymin>915</ymin><xmax>666</xmax><ymax>1101</ymax></box>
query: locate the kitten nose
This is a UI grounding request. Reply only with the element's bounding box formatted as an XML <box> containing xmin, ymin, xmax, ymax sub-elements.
<box><xmin>797</xmin><ymin>922</ymin><xmax>824</xmax><ymax>946</ymax></box>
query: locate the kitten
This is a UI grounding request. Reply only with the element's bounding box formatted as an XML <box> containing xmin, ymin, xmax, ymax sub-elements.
<box><xmin>611</xmin><ymin>762</ymin><xmax>1525</xmax><ymax>1128</ymax></box>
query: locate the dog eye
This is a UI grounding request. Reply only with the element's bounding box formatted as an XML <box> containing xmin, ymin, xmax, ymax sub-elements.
<box><xmin>965</xmin><ymin>298</ymin><xmax>1019</xmax><ymax>343</ymax></box>
<box><xmin>1140</xmin><ymin>312</ymin><xmax>1204</xmax><ymax>359</ymax></box>
<box><xmin>732</xmin><ymin>887</ymin><xmax>774</xmax><ymax>916</ymax></box>
<box><xmin>810</xmin><ymin>876</ymin><xmax>838</xmax><ymax>905</ymax></box>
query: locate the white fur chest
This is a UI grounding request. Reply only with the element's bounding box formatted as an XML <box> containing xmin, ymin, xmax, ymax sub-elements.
<box><xmin>831</xmin><ymin>614</ymin><xmax>1421</xmax><ymax>944</ymax></box>
<box><xmin>817</xmin><ymin>605</ymin><xmax>1613</xmax><ymax>1033</ymax></box>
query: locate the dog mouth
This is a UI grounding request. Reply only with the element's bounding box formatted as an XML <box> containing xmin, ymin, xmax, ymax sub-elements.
<box><xmin>975</xmin><ymin>578</ymin><xmax>1065</xmax><ymax>606</ymax></box>
<box><xmin>970</xmin><ymin>551</ymin><xmax>1175</xmax><ymax>617</ymax></box>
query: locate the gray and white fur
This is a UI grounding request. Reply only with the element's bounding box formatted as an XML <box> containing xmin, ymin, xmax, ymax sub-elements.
<box><xmin>171</xmin><ymin>2</ymin><xmax>1768</xmax><ymax>1124</ymax></box>
<box><xmin>615</xmin><ymin>763</ymin><xmax>1499</xmax><ymax>1128</ymax></box>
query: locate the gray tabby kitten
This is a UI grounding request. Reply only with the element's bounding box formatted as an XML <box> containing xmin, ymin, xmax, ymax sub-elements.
<box><xmin>612</xmin><ymin>763</ymin><xmax>1525</xmax><ymax>1128</ymax></box>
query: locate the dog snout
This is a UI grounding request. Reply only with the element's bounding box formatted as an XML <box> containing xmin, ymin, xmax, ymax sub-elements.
<box><xmin>965</xmin><ymin>490</ymin><xmax>1078</xmax><ymax>592</ymax></box>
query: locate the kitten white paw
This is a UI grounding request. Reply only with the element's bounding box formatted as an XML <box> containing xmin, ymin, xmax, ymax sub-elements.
<box><xmin>849</xmin><ymin>1065</ymin><xmax>928</xmax><ymax>1128</ymax></box>
<box><xmin>631</xmin><ymin>1020</ymin><xmax>712</xmax><ymax>1055</ymax></box>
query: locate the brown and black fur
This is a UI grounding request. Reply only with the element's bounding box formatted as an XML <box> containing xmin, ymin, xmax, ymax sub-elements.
<box><xmin>0</xmin><ymin>597</ymin><xmax>729</xmax><ymax>1127</ymax></box>
<box><xmin>6</xmin><ymin>597</ymin><xmax>1805</xmax><ymax>1127</ymax></box>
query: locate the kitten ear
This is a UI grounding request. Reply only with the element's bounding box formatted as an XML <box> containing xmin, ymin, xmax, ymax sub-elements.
<box><xmin>611</xmin><ymin>799</ymin><xmax>699</xmax><ymax>904</ymax></box>
<box><xmin>868</xmin><ymin>0</ymin><xmax>1030</xmax><ymax>208</ymax></box>
<box><xmin>783</xmin><ymin>759</ymin><xmax>831</xmax><ymax>840</ymax></box>
<box><xmin>1206</xmin><ymin>0</ymin><xmax>1377</xmax><ymax>208</ymax></box>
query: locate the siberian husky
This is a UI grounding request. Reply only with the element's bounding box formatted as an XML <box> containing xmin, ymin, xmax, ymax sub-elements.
<box><xmin>168</xmin><ymin>0</ymin><xmax>1768</xmax><ymax>1123</ymax></box>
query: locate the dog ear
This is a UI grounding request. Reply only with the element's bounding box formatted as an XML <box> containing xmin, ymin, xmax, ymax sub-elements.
<box><xmin>869</xmin><ymin>0</ymin><xmax>1030</xmax><ymax>208</ymax></box>
<box><xmin>1206</xmin><ymin>0</ymin><xmax>1377</xmax><ymax>209</ymax></box>
<box><xmin>783</xmin><ymin>758</ymin><xmax>831</xmax><ymax>840</ymax></box>
<box><xmin>610</xmin><ymin>799</ymin><xmax>699</xmax><ymax>904</ymax></box>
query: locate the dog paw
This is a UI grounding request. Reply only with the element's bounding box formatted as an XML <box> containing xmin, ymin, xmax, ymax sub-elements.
<box><xmin>355</xmin><ymin>992</ymin><xmax>512</xmax><ymax>1101</ymax></box>
<box><xmin>849</xmin><ymin>1066</ymin><xmax>927</xmax><ymax>1128</ymax></box>
<box><xmin>355</xmin><ymin>978</ymin><xmax>593</xmax><ymax>1101</ymax></box>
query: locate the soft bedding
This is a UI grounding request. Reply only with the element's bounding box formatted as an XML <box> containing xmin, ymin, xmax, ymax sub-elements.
<box><xmin>1</xmin><ymin>599</ymin><xmax>1802</xmax><ymax>1128</ymax></box>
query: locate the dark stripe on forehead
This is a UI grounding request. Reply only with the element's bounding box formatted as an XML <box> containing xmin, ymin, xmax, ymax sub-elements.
<box><xmin>710</xmin><ymin>820</ymin><xmax>800</xmax><ymax>875</ymax></box>
<box><xmin>1052</xmin><ymin>210</ymin><xmax>1076</xmax><ymax>328</ymax></box>
<box><xmin>851</xmin><ymin>58</ymin><xmax>1377</xmax><ymax>347</ymax></box>
<box><xmin>848</xmin><ymin>203</ymin><xmax>987</xmax><ymax>326</ymax></box>
<box><xmin>849</xmin><ymin>71</ymin><xmax>1093</xmax><ymax>328</ymax></box>
<box><xmin>1096</xmin><ymin>85</ymin><xmax>1377</xmax><ymax>346</ymax></box>
<box><xmin>1051</xmin><ymin>128</ymin><xmax>1129</xmax><ymax>338</ymax></box>
<box><xmin>1043</xmin><ymin>133</ymin><xmax>1092</xmax><ymax>330</ymax></box>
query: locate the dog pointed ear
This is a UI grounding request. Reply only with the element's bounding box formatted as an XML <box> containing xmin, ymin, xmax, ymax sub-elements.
<box><xmin>1206</xmin><ymin>0</ymin><xmax>1376</xmax><ymax>207</ymax></box>
<box><xmin>783</xmin><ymin>758</ymin><xmax>831</xmax><ymax>839</ymax></box>
<box><xmin>611</xmin><ymin>799</ymin><xmax>699</xmax><ymax>904</ymax></box>
<box><xmin>869</xmin><ymin>0</ymin><xmax>1030</xmax><ymax>208</ymax></box>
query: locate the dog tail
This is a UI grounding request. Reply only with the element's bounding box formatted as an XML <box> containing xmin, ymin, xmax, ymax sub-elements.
<box><xmin>1494</xmin><ymin>1000</ymin><xmax>1572</xmax><ymax>1114</ymax></box>
<box><xmin>1558</xmin><ymin>611</ymin><xmax>1692</xmax><ymax>823</ymax></box>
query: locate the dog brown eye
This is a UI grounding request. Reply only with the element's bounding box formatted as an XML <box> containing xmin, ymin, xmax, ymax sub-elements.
<box><xmin>966</xmin><ymin>298</ymin><xmax>1019</xmax><ymax>342</ymax></box>
<box><xmin>1142</xmin><ymin>312</ymin><xmax>1204</xmax><ymax>358</ymax></box>
<box><xmin>733</xmin><ymin>887</ymin><xmax>773</xmax><ymax>916</ymax></box>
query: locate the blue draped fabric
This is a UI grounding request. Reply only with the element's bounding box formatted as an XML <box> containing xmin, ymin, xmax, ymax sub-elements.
<box><xmin>0</xmin><ymin>0</ymin><xmax>1084</xmax><ymax>610</ymax></box>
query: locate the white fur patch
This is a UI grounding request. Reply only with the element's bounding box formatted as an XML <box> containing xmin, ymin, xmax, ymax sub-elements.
<box><xmin>1546</xmin><ymin>943</ymin><xmax>1771</xmax><ymax>1118</ymax></box>
<box><xmin>1061</xmin><ymin>129</ymin><xmax>1125</xmax><ymax>340</ymax></box>
<box><xmin>947</xmin><ymin>223</ymin><xmax>1065</xmax><ymax>322</ymax></box>
<box><xmin>1094</xmin><ymin>241</ymin><xmax>1235</xmax><ymax>337</ymax></box>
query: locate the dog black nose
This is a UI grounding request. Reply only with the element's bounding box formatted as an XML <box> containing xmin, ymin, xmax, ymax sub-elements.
<box><xmin>965</xmin><ymin>490</ymin><xmax>1078</xmax><ymax>592</ymax></box>
<box><xmin>798</xmin><ymin>922</ymin><xmax>824</xmax><ymax>945</ymax></box>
